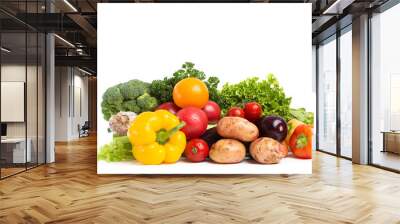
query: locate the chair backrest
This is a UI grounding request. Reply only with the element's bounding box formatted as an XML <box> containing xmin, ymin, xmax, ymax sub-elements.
<box><xmin>82</xmin><ymin>121</ymin><xmax>90</xmax><ymax>129</ymax></box>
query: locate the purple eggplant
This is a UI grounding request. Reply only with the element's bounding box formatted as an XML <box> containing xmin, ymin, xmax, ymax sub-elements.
<box><xmin>258</xmin><ymin>115</ymin><xmax>288</xmax><ymax>142</ymax></box>
<box><xmin>200</xmin><ymin>127</ymin><xmax>222</xmax><ymax>148</ymax></box>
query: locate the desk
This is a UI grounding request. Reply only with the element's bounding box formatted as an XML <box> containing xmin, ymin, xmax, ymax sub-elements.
<box><xmin>381</xmin><ymin>131</ymin><xmax>400</xmax><ymax>154</ymax></box>
<box><xmin>1</xmin><ymin>138</ymin><xmax>31</xmax><ymax>163</ymax></box>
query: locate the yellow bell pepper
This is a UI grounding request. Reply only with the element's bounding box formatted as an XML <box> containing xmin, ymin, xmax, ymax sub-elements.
<box><xmin>128</xmin><ymin>110</ymin><xmax>186</xmax><ymax>165</ymax></box>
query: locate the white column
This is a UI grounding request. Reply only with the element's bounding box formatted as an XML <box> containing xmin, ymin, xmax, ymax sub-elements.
<box><xmin>46</xmin><ymin>33</ymin><xmax>55</xmax><ymax>163</ymax></box>
<box><xmin>352</xmin><ymin>14</ymin><xmax>369</xmax><ymax>164</ymax></box>
<box><xmin>45</xmin><ymin>0</ymin><xmax>56</xmax><ymax>163</ymax></box>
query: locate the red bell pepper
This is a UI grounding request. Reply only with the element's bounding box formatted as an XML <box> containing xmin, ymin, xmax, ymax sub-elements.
<box><xmin>288</xmin><ymin>124</ymin><xmax>312</xmax><ymax>159</ymax></box>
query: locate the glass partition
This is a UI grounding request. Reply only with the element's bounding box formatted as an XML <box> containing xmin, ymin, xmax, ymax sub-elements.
<box><xmin>27</xmin><ymin>30</ymin><xmax>38</xmax><ymax>169</ymax></box>
<box><xmin>0</xmin><ymin>2</ymin><xmax>46</xmax><ymax>179</ymax></box>
<box><xmin>1</xmin><ymin>31</ymin><xmax>28</xmax><ymax>177</ymax></box>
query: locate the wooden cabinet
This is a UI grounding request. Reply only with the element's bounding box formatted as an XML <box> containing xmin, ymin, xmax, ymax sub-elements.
<box><xmin>382</xmin><ymin>132</ymin><xmax>400</xmax><ymax>154</ymax></box>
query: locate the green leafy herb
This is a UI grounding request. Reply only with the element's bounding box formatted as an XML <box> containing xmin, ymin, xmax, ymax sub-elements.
<box><xmin>149</xmin><ymin>62</ymin><xmax>221</xmax><ymax>105</ymax></box>
<box><xmin>219</xmin><ymin>74</ymin><xmax>292</xmax><ymax>121</ymax></box>
<box><xmin>98</xmin><ymin>136</ymin><xmax>133</xmax><ymax>162</ymax></box>
<box><xmin>289</xmin><ymin>108</ymin><xmax>314</xmax><ymax>126</ymax></box>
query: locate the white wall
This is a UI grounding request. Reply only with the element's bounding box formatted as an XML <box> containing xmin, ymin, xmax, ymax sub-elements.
<box><xmin>55</xmin><ymin>67</ymin><xmax>89</xmax><ymax>141</ymax></box>
<box><xmin>1</xmin><ymin>65</ymin><xmax>41</xmax><ymax>137</ymax></box>
<box><xmin>71</xmin><ymin>72</ymin><xmax>89</xmax><ymax>138</ymax></box>
<box><xmin>55</xmin><ymin>67</ymin><xmax>69</xmax><ymax>141</ymax></box>
<box><xmin>1</xmin><ymin>65</ymin><xmax>26</xmax><ymax>137</ymax></box>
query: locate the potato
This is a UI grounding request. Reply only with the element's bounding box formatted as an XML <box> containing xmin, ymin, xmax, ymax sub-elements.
<box><xmin>209</xmin><ymin>139</ymin><xmax>246</xmax><ymax>164</ymax></box>
<box><xmin>216</xmin><ymin>117</ymin><xmax>259</xmax><ymax>142</ymax></box>
<box><xmin>250</xmin><ymin>137</ymin><xmax>285</xmax><ymax>164</ymax></box>
<box><xmin>280</xmin><ymin>141</ymin><xmax>289</xmax><ymax>157</ymax></box>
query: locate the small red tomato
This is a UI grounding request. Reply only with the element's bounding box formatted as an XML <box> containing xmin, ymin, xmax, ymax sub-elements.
<box><xmin>156</xmin><ymin>102</ymin><xmax>181</xmax><ymax>114</ymax></box>
<box><xmin>227</xmin><ymin>107</ymin><xmax>245</xmax><ymax>117</ymax></box>
<box><xmin>244</xmin><ymin>102</ymin><xmax>262</xmax><ymax>121</ymax></box>
<box><xmin>202</xmin><ymin>101</ymin><xmax>221</xmax><ymax>124</ymax></box>
<box><xmin>185</xmin><ymin>139</ymin><xmax>209</xmax><ymax>162</ymax></box>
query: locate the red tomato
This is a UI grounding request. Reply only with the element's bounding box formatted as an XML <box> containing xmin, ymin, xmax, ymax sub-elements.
<box><xmin>244</xmin><ymin>102</ymin><xmax>262</xmax><ymax>121</ymax></box>
<box><xmin>156</xmin><ymin>102</ymin><xmax>181</xmax><ymax>114</ymax></box>
<box><xmin>227</xmin><ymin>107</ymin><xmax>245</xmax><ymax>117</ymax></box>
<box><xmin>177</xmin><ymin>107</ymin><xmax>208</xmax><ymax>139</ymax></box>
<box><xmin>202</xmin><ymin>101</ymin><xmax>221</xmax><ymax>124</ymax></box>
<box><xmin>184</xmin><ymin>139</ymin><xmax>209</xmax><ymax>162</ymax></box>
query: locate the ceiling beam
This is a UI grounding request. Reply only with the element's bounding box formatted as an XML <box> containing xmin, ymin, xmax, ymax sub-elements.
<box><xmin>322</xmin><ymin>0</ymin><xmax>356</xmax><ymax>14</ymax></box>
<box><xmin>67</xmin><ymin>14</ymin><xmax>97</xmax><ymax>39</ymax></box>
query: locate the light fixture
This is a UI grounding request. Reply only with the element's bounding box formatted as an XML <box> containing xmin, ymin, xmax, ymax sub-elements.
<box><xmin>76</xmin><ymin>48</ymin><xmax>85</xmax><ymax>55</ymax></box>
<box><xmin>78</xmin><ymin>67</ymin><xmax>93</xmax><ymax>76</ymax></box>
<box><xmin>54</xmin><ymin>34</ymin><xmax>75</xmax><ymax>48</ymax></box>
<box><xmin>1</xmin><ymin>47</ymin><xmax>11</xmax><ymax>53</ymax></box>
<box><xmin>63</xmin><ymin>0</ymin><xmax>78</xmax><ymax>12</ymax></box>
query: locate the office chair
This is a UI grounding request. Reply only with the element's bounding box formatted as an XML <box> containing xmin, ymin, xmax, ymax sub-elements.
<box><xmin>79</xmin><ymin>121</ymin><xmax>90</xmax><ymax>138</ymax></box>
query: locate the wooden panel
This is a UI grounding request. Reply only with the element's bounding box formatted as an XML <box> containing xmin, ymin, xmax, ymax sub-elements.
<box><xmin>384</xmin><ymin>132</ymin><xmax>400</xmax><ymax>154</ymax></box>
<box><xmin>88</xmin><ymin>77</ymin><xmax>97</xmax><ymax>132</ymax></box>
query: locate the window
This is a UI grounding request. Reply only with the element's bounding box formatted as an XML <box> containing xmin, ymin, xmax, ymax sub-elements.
<box><xmin>317</xmin><ymin>36</ymin><xmax>337</xmax><ymax>154</ymax></box>
<box><xmin>370</xmin><ymin>3</ymin><xmax>400</xmax><ymax>171</ymax></box>
<box><xmin>339</xmin><ymin>28</ymin><xmax>352</xmax><ymax>158</ymax></box>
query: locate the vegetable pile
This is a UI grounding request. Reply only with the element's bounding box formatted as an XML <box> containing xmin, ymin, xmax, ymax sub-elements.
<box><xmin>98</xmin><ymin>62</ymin><xmax>314</xmax><ymax>165</ymax></box>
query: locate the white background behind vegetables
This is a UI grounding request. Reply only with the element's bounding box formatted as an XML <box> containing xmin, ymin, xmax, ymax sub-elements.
<box><xmin>97</xmin><ymin>4</ymin><xmax>314</xmax><ymax>147</ymax></box>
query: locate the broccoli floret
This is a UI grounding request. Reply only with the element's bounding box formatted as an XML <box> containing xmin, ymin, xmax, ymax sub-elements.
<box><xmin>137</xmin><ymin>93</ymin><xmax>158</xmax><ymax>111</ymax></box>
<box><xmin>102</xmin><ymin>86</ymin><xmax>123</xmax><ymax>106</ymax></box>
<box><xmin>122</xmin><ymin>100</ymin><xmax>141</xmax><ymax>113</ymax></box>
<box><xmin>101</xmin><ymin>80</ymin><xmax>159</xmax><ymax>121</ymax></box>
<box><xmin>119</xmin><ymin>79</ymin><xmax>150</xmax><ymax>100</ymax></box>
<box><xmin>101</xmin><ymin>101</ymin><xmax>120</xmax><ymax>120</ymax></box>
<box><xmin>149</xmin><ymin>79</ymin><xmax>174</xmax><ymax>103</ymax></box>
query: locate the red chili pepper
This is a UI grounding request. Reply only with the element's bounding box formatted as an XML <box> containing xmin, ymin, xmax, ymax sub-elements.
<box><xmin>289</xmin><ymin>124</ymin><xmax>312</xmax><ymax>159</ymax></box>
